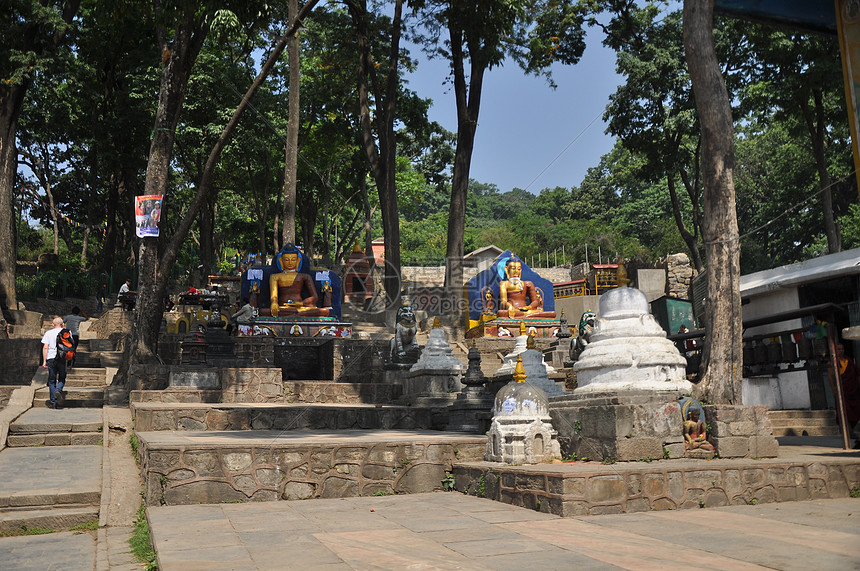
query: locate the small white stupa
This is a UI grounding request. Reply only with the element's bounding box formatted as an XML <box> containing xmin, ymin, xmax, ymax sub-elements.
<box><xmin>486</xmin><ymin>355</ymin><xmax>560</xmax><ymax>465</ymax></box>
<box><xmin>495</xmin><ymin>322</ymin><xmax>557</xmax><ymax>377</ymax></box>
<box><xmin>573</xmin><ymin>287</ymin><xmax>691</xmax><ymax>395</ymax></box>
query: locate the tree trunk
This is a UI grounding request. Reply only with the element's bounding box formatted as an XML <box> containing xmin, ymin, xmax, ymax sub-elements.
<box><xmin>349</xmin><ymin>0</ymin><xmax>403</xmax><ymax>309</ymax></box>
<box><xmin>0</xmin><ymin>95</ymin><xmax>20</xmax><ymax>308</ymax></box>
<box><xmin>281</xmin><ymin>0</ymin><xmax>300</xmax><ymax>247</ymax></box>
<box><xmin>444</xmin><ymin>27</ymin><xmax>485</xmax><ymax>292</ymax></box>
<box><xmin>0</xmin><ymin>0</ymin><xmax>80</xmax><ymax>309</ymax></box>
<box><xmin>667</xmin><ymin>174</ymin><xmax>704</xmax><ymax>271</ymax></box>
<box><xmin>684</xmin><ymin>0</ymin><xmax>742</xmax><ymax>405</ymax></box>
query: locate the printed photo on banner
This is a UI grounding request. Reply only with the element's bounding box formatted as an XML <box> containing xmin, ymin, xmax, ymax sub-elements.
<box><xmin>135</xmin><ymin>195</ymin><xmax>163</xmax><ymax>237</ymax></box>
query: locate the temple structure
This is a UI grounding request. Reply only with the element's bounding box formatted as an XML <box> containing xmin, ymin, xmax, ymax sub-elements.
<box><xmin>465</xmin><ymin>250</ymin><xmax>559</xmax><ymax>338</ymax></box>
<box><xmin>237</xmin><ymin>244</ymin><xmax>350</xmax><ymax>337</ymax></box>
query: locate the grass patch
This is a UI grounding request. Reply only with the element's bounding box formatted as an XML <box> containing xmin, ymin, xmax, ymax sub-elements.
<box><xmin>0</xmin><ymin>526</ymin><xmax>55</xmax><ymax>537</ymax></box>
<box><xmin>70</xmin><ymin>520</ymin><xmax>98</xmax><ymax>532</ymax></box>
<box><xmin>129</xmin><ymin>501</ymin><xmax>157</xmax><ymax>570</ymax></box>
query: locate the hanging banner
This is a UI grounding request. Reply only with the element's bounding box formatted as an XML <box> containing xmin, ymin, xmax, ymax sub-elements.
<box><xmin>135</xmin><ymin>195</ymin><xmax>163</xmax><ymax>238</ymax></box>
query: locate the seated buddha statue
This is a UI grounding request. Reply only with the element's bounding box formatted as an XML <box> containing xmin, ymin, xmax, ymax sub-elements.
<box><xmin>683</xmin><ymin>409</ymin><xmax>715</xmax><ymax>452</ymax></box>
<box><xmin>497</xmin><ymin>257</ymin><xmax>556</xmax><ymax>318</ymax></box>
<box><xmin>268</xmin><ymin>246</ymin><xmax>329</xmax><ymax>317</ymax></box>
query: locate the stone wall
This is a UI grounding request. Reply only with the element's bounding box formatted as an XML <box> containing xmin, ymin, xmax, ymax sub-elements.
<box><xmin>705</xmin><ymin>404</ymin><xmax>779</xmax><ymax>458</ymax></box>
<box><xmin>132</xmin><ymin>403</ymin><xmax>436</xmax><ymax>432</ymax></box>
<box><xmin>139</xmin><ymin>437</ymin><xmax>486</xmax><ymax>506</ymax></box>
<box><xmin>664</xmin><ymin>253</ymin><xmax>696</xmax><ymax>299</ymax></box>
<box><xmin>454</xmin><ymin>457</ymin><xmax>860</xmax><ymax>516</ymax></box>
<box><xmin>0</xmin><ymin>339</ymin><xmax>42</xmax><ymax>385</ymax></box>
<box><xmin>88</xmin><ymin>309</ymin><xmax>133</xmax><ymax>338</ymax></box>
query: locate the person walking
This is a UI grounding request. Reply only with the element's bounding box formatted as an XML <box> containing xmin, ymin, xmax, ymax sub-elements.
<box><xmin>97</xmin><ymin>283</ymin><xmax>107</xmax><ymax>312</ymax></box>
<box><xmin>41</xmin><ymin>316</ymin><xmax>67</xmax><ymax>409</ymax></box>
<box><xmin>62</xmin><ymin>306</ymin><xmax>88</xmax><ymax>369</ymax></box>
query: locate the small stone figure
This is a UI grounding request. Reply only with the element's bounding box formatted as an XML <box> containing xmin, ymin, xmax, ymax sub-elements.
<box><xmin>390</xmin><ymin>303</ymin><xmax>419</xmax><ymax>363</ymax></box>
<box><xmin>683</xmin><ymin>408</ymin><xmax>715</xmax><ymax>452</ymax></box>
<box><xmin>572</xmin><ymin>310</ymin><xmax>596</xmax><ymax>361</ymax></box>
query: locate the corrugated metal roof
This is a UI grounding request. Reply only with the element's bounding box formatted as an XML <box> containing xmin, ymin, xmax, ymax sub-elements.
<box><xmin>740</xmin><ymin>248</ymin><xmax>860</xmax><ymax>298</ymax></box>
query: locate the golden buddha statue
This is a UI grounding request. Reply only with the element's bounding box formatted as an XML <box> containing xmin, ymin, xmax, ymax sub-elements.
<box><xmin>268</xmin><ymin>247</ymin><xmax>329</xmax><ymax>317</ymax></box>
<box><xmin>683</xmin><ymin>408</ymin><xmax>715</xmax><ymax>452</ymax></box>
<box><xmin>498</xmin><ymin>258</ymin><xmax>556</xmax><ymax>318</ymax></box>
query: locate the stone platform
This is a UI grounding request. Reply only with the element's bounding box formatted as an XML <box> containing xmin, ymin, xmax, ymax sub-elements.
<box><xmin>131</xmin><ymin>380</ymin><xmax>402</xmax><ymax>405</ymax></box>
<box><xmin>135</xmin><ymin>429</ymin><xmax>486</xmax><ymax>506</ymax></box>
<box><xmin>238</xmin><ymin>317</ymin><xmax>352</xmax><ymax>338</ymax></box>
<box><xmin>467</xmin><ymin>317</ymin><xmax>560</xmax><ymax>339</ymax></box>
<box><xmin>453</xmin><ymin>436</ymin><xmax>860</xmax><ymax>517</ymax></box>
<box><xmin>131</xmin><ymin>402</ymin><xmax>436</xmax><ymax>432</ymax></box>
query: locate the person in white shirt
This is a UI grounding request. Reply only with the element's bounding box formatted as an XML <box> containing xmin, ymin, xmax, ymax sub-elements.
<box><xmin>41</xmin><ymin>316</ymin><xmax>67</xmax><ymax>409</ymax></box>
<box><xmin>229</xmin><ymin>298</ymin><xmax>255</xmax><ymax>335</ymax></box>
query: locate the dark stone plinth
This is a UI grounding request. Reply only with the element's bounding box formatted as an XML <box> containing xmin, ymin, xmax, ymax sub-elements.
<box><xmin>548</xmin><ymin>391</ymin><xmax>688</xmax><ymax>462</ymax></box>
<box><xmin>204</xmin><ymin>327</ymin><xmax>236</xmax><ymax>363</ymax></box>
<box><xmin>273</xmin><ymin>338</ymin><xmax>334</xmax><ymax>380</ymax></box>
<box><xmin>384</xmin><ymin>346</ymin><xmax>421</xmax><ymax>370</ymax></box>
<box><xmin>448</xmin><ymin>387</ymin><xmax>494</xmax><ymax>434</ymax></box>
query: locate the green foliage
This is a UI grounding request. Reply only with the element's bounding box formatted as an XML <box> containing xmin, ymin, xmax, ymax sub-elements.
<box><xmin>70</xmin><ymin>520</ymin><xmax>99</xmax><ymax>532</ymax></box>
<box><xmin>850</xmin><ymin>485</ymin><xmax>860</xmax><ymax>498</ymax></box>
<box><xmin>441</xmin><ymin>473</ymin><xmax>456</xmax><ymax>491</ymax></box>
<box><xmin>372</xmin><ymin>490</ymin><xmax>391</xmax><ymax>496</ymax></box>
<box><xmin>130</xmin><ymin>501</ymin><xmax>157</xmax><ymax>570</ymax></box>
<box><xmin>561</xmin><ymin>452</ymin><xmax>578</xmax><ymax>462</ymax></box>
<box><xmin>0</xmin><ymin>526</ymin><xmax>55</xmax><ymax>537</ymax></box>
<box><xmin>476</xmin><ymin>474</ymin><xmax>486</xmax><ymax>498</ymax></box>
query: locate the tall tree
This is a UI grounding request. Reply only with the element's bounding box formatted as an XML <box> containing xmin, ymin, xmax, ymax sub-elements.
<box><xmin>684</xmin><ymin>0</ymin><xmax>742</xmax><ymax>404</ymax></box>
<box><xmin>346</xmin><ymin>0</ymin><xmax>407</xmax><ymax>309</ymax></box>
<box><xmin>743</xmin><ymin>29</ymin><xmax>847</xmax><ymax>254</ymax></box>
<box><xmin>416</xmin><ymin>0</ymin><xmax>587</xmax><ymax>289</ymax></box>
<box><xmin>0</xmin><ymin>0</ymin><xmax>80</xmax><ymax>308</ymax></box>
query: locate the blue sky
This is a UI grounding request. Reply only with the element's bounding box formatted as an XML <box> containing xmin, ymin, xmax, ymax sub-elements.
<box><xmin>405</xmin><ymin>24</ymin><xmax>622</xmax><ymax>195</ymax></box>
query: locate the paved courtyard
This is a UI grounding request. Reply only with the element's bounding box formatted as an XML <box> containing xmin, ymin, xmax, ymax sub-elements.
<box><xmin>147</xmin><ymin>494</ymin><xmax>860</xmax><ymax>570</ymax></box>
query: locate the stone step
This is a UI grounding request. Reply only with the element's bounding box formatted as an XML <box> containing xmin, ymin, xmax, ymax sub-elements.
<box><xmin>7</xmin><ymin>432</ymin><xmax>102</xmax><ymax>447</ymax></box>
<box><xmin>771</xmin><ymin>426</ymin><xmax>843</xmax><ymax>437</ymax></box>
<box><xmin>8</xmin><ymin>408</ymin><xmax>103</xmax><ymax>446</ymax></box>
<box><xmin>130</xmin><ymin>381</ymin><xmax>403</xmax><ymax>405</ymax></box>
<box><xmin>767</xmin><ymin>410</ymin><xmax>837</xmax><ymax>419</ymax></box>
<box><xmin>0</xmin><ymin>505</ymin><xmax>99</xmax><ymax>534</ymax></box>
<box><xmin>33</xmin><ymin>387</ymin><xmax>104</xmax><ymax>408</ymax></box>
<box><xmin>0</xmin><ymin>446</ymin><xmax>102</xmax><ymax>509</ymax></box>
<box><xmin>131</xmin><ymin>402</ymin><xmax>439</xmax><ymax>432</ymax></box>
<box><xmin>452</xmin><ymin>450</ymin><xmax>860</xmax><ymax>517</ymax></box>
<box><xmin>135</xmin><ymin>429</ymin><xmax>486</xmax><ymax>506</ymax></box>
<box><xmin>769</xmin><ymin>417</ymin><xmax>838</xmax><ymax>428</ymax></box>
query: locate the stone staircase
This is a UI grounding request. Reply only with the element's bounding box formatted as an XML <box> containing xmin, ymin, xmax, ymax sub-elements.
<box><xmin>33</xmin><ymin>367</ymin><xmax>107</xmax><ymax>409</ymax></box>
<box><xmin>0</xmin><ymin>339</ymin><xmax>110</xmax><ymax>534</ymax></box>
<box><xmin>767</xmin><ymin>409</ymin><xmax>842</xmax><ymax>437</ymax></box>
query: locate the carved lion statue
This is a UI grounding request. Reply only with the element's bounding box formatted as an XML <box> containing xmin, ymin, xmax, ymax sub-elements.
<box><xmin>390</xmin><ymin>303</ymin><xmax>419</xmax><ymax>362</ymax></box>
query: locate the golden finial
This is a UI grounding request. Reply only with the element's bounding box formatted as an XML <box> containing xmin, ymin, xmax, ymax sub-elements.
<box><xmin>433</xmin><ymin>316</ymin><xmax>441</xmax><ymax>328</ymax></box>
<box><xmin>526</xmin><ymin>333</ymin><xmax>536</xmax><ymax>350</ymax></box>
<box><xmin>514</xmin><ymin>355</ymin><xmax>527</xmax><ymax>383</ymax></box>
<box><xmin>352</xmin><ymin>241</ymin><xmax>361</xmax><ymax>253</ymax></box>
<box><xmin>519</xmin><ymin>321</ymin><xmax>526</xmax><ymax>336</ymax></box>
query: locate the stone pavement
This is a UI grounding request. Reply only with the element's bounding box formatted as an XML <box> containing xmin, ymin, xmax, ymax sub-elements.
<box><xmin>146</xmin><ymin>493</ymin><xmax>860</xmax><ymax>570</ymax></box>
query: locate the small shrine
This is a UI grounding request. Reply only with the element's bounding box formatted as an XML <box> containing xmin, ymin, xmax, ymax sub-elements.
<box><xmin>465</xmin><ymin>250</ymin><xmax>559</xmax><ymax>338</ymax></box>
<box><xmin>486</xmin><ymin>356</ymin><xmax>560</xmax><ymax>465</ymax></box>
<box><xmin>403</xmin><ymin>318</ymin><xmax>463</xmax><ymax>405</ymax></box>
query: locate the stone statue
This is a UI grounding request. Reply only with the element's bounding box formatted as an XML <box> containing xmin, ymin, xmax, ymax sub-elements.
<box><xmin>268</xmin><ymin>245</ymin><xmax>329</xmax><ymax>317</ymax></box>
<box><xmin>683</xmin><ymin>408</ymin><xmax>715</xmax><ymax>452</ymax></box>
<box><xmin>497</xmin><ymin>257</ymin><xmax>556</xmax><ymax>318</ymax></box>
<box><xmin>572</xmin><ymin>310</ymin><xmax>596</xmax><ymax>361</ymax></box>
<box><xmin>390</xmin><ymin>303</ymin><xmax>419</xmax><ymax>363</ymax></box>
